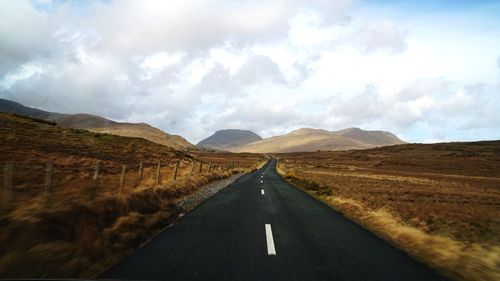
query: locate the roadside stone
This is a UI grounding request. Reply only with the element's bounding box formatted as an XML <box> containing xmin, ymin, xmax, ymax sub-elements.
<box><xmin>175</xmin><ymin>173</ymin><xmax>243</xmax><ymax>213</ymax></box>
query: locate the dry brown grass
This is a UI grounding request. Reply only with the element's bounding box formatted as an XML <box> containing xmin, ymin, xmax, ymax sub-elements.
<box><xmin>0</xmin><ymin>169</ymin><xmax>242</xmax><ymax>278</ymax></box>
<box><xmin>0</xmin><ymin>113</ymin><xmax>266</xmax><ymax>278</ymax></box>
<box><xmin>89</xmin><ymin>123</ymin><xmax>195</xmax><ymax>150</ymax></box>
<box><xmin>276</xmin><ymin>141</ymin><xmax>500</xmax><ymax>281</ymax></box>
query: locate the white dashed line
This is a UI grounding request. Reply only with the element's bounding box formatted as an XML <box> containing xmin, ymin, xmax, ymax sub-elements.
<box><xmin>260</xmin><ymin>180</ymin><xmax>263</xmax><ymax>184</ymax></box>
<box><xmin>261</xmin><ymin>189</ymin><xmax>265</xmax><ymax>195</ymax></box>
<box><xmin>265</xmin><ymin>224</ymin><xmax>276</xmax><ymax>255</ymax></box>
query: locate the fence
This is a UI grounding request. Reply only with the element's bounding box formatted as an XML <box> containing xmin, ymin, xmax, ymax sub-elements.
<box><xmin>0</xmin><ymin>159</ymin><xmax>252</xmax><ymax>215</ymax></box>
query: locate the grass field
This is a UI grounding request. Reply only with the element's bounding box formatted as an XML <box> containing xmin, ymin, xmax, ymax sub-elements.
<box><xmin>0</xmin><ymin>113</ymin><xmax>266</xmax><ymax>277</ymax></box>
<box><xmin>276</xmin><ymin>141</ymin><xmax>500</xmax><ymax>281</ymax></box>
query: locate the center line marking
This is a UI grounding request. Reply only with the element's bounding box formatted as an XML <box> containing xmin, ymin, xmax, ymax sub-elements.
<box><xmin>260</xmin><ymin>180</ymin><xmax>263</xmax><ymax>184</ymax></box>
<box><xmin>265</xmin><ymin>224</ymin><xmax>276</xmax><ymax>255</ymax></box>
<box><xmin>261</xmin><ymin>189</ymin><xmax>265</xmax><ymax>195</ymax></box>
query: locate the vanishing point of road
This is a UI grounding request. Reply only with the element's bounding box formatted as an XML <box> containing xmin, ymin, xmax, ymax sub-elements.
<box><xmin>102</xmin><ymin>160</ymin><xmax>449</xmax><ymax>281</ymax></box>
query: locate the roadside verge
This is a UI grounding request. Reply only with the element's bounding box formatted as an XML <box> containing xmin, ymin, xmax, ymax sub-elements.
<box><xmin>0</xmin><ymin>168</ymin><xmax>254</xmax><ymax>278</ymax></box>
<box><xmin>276</xmin><ymin>164</ymin><xmax>500</xmax><ymax>281</ymax></box>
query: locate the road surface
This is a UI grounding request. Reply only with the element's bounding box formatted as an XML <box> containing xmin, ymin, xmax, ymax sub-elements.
<box><xmin>102</xmin><ymin>160</ymin><xmax>449</xmax><ymax>281</ymax></box>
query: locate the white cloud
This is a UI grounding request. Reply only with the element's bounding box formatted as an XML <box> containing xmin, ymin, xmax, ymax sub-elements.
<box><xmin>141</xmin><ymin>52</ymin><xmax>185</xmax><ymax>71</ymax></box>
<box><xmin>351</xmin><ymin>20</ymin><xmax>408</xmax><ymax>54</ymax></box>
<box><xmin>0</xmin><ymin>0</ymin><xmax>52</xmax><ymax>76</ymax></box>
<box><xmin>0</xmin><ymin>0</ymin><xmax>499</xmax><ymax>143</ymax></box>
<box><xmin>236</xmin><ymin>55</ymin><xmax>286</xmax><ymax>85</ymax></box>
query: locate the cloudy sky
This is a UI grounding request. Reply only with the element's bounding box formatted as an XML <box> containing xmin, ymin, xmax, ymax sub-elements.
<box><xmin>1</xmin><ymin>0</ymin><xmax>499</xmax><ymax>143</ymax></box>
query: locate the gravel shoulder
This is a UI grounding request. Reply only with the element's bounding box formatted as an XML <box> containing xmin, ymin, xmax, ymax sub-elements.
<box><xmin>175</xmin><ymin>173</ymin><xmax>245</xmax><ymax>214</ymax></box>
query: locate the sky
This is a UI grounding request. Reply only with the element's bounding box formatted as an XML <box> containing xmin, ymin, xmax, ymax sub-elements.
<box><xmin>1</xmin><ymin>0</ymin><xmax>499</xmax><ymax>144</ymax></box>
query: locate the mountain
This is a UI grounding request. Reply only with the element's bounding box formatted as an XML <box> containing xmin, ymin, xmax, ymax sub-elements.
<box><xmin>229</xmin><ymin>127</ymin><xmax>405</xmax><ymax>153</ymax></box>
<box><xmin>335</xmin><ymin>127</ymin><xmax>404</xmax><ymax>146</ymax></box>
<box><xmin>88</xmin><ymin>123</ymin><xmax>195</xmax><ymax>150</ymax></box>
<box><xmin>54</xmin><ymin>113</ymin><xmax>117</xmax><ymax>128</ymax></box>
<box><xmin>0</xmin><ymin>98</ymin><xmax>195</xmax><ymax>150</ymax></box>
<box><xmin>0</xmin><ymin>98</ymin><xmax>67</xmax><ymax>121</ymax></box>
<box><xmin>197</xmin><ymin>129</ymin><xmax>262</xmax><ymax>150</ymax></box>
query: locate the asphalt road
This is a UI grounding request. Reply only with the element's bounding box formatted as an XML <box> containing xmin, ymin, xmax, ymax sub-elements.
<box><xmin>102</xmin><ymin>160</ymin><xmax>450</xmax><ymax>281</ymax></box>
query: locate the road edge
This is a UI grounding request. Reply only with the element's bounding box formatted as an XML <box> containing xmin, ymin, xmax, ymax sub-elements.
<box><xmin>273</xmin><ymin>162</ymin><xmax>455</xmax><ymax>281</ymax></box>
<box><xmin>97</xmin><ymin>169</ymin><xmax>255</xmax><ymax>278</ymax></box>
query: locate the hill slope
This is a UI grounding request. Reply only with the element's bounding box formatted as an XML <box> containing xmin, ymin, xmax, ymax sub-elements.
<box><xmin>230</xmin><ymin>127</ymin><xmax>405</xmax><ymax>153</ymax></box>
<box><xmin>197</xmin><ymin>129</ymin><xmax>262</xmax><ymax>150</ymax></box>
<box><xmin>0</xmin><ymin>98</ymin><xmax>195</xmax><ymax>150</ymax></box>
<box><xmin>335</xmin><ymin>127</ymin><xmax>404</xmax><ymax>146</ymax></box>
<box><xmin>0</xmin><ymin>98</ymin><xmax>67</xmax><ymax>120</ymax></box>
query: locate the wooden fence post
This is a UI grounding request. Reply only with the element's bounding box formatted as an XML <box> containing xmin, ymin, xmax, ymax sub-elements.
<box><xmin>208</xmin><ymin>162</ymin><xmax>212</xmax><ymax>173</ymax></box>
<box><xmin>137</xmin><ymin>161</ymin><xmax>143</xmax><ymax>187</ymax></box>
<box><xmin>172</xmin><ymin>161</ymin><xmax>179</xmax><ymax>181</ymax></box>
<box><xmin>119</xmin><ymin>165</ymin><xmax>126</xmax><ymax>194</ymax></box>
<box><xmin>155</xmin><ymin>160</ymin><xmax>161</xmax><ymax>185</ymax></box>
<box><xmin>91</xmin><ymin>164</ymin><xmax>100</xmax><ymax>200</ymax></box>
<box><xmin>44</xmin><ymin>163</ymin><xmax>53</xmax><ymax>205</ymax></box>
<box><xmin>190</xmin><ymin>162</ymin><xmax>195</xmax><ymax>176</ymax></box>
<box><xmin>2</xmin><ymin>163</ymin><xmax>13</xmax><ymax>207</ymax></box>
<box><xmin>199</xmin><ymin>162</ymin><xmax>203</xmax><ymax>174</ymax></box>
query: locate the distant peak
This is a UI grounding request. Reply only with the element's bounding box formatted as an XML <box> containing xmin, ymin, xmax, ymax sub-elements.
<box><xmin>197</xmin><ymin>129</ymin><xmax>262</xmax><ymax>148</ymax></box>
<box><xmin>291</xmin><ymin>127</ymin><xmax>315</xmax><ymax>132</ymax></box>
<box><xmin>217</xmin><ymin>129</ymin><xmax>253</xmax><ymax>133</ymax></box>
<box><xmin>288</xmin><ymin>127</ymin><xmax>330</xmax><ymax>135</ymax></box>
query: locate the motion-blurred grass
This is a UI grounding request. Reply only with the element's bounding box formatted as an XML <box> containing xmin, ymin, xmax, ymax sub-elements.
<box><xmin>0</xmin><ymin>113</ymin><xmax>266</xmax><ymax>277</ymax></box>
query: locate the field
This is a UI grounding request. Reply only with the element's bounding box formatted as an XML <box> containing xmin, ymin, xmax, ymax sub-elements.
<box><xmin>276</xmin><ymin>141</ymin><xmax>500</xmax><ymax>281</ymax></box>
<box><xmin>0</xmin><ymin>113</ymin><xmax>266</xmax><ymax>277</ymax></box>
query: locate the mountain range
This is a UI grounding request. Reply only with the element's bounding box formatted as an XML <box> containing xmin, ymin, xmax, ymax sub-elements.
<box><xmin>0</xmin><ymin>98</ymin><xmax>195</xmax><ymax>150</ymax></box>
<box><xmin>199</xmin><ymin>127</ymin><xmax>405</xmax><ymax>153</ymax></box>
<box><xmin>1</xmin><ymin>98</ymin><xmax>405</xmax><ymax>153</ymax></box>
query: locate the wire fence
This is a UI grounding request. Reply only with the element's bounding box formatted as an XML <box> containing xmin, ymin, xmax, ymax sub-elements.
<box><xmin>0</xmin><ymin>159</ymin><xmax>254</xmax><ymax>216</ymax></box>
